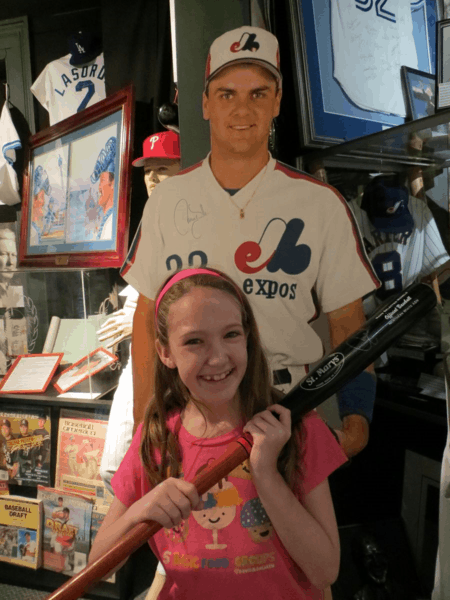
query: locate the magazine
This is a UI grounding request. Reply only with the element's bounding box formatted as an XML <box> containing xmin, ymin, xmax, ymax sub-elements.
<box><xmin>0</xmin><ymin>407</ymin><xmax>51</xmax><ymax>486</ymax></box>
<box><xmin>0</xmin><ymin>495</ymin><xmax>43</xmax><ymax>569</ymax></box>
<box><xmin>37</xmin><ymin>485</ymin><xmax>93</xmax><ymax>575</ymax></box>
<box><xmin>55</xmin><ymin>408</ymin><xmax>109</xmax><ymax>502</ymax></box>
<box><xmin>90</xmin><ymin>501</ymin><xmax>115</xmax><ymax>583</ymax></box>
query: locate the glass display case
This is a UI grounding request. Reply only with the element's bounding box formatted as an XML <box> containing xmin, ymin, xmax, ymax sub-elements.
<box><xmin>0</xmin><ymin>267</ymin><xmax>122</xmax><ymax>407</ymax></box>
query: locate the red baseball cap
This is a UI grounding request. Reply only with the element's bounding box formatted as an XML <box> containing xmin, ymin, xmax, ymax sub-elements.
<box><xmin>132</xmin><ymin>131</ymin><xmax>180</xmax><ymax>167</ymax></box>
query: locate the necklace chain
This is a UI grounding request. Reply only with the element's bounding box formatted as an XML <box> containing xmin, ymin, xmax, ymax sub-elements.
<box><xmin>228</xmin><ymin>164</ymin><xmax>269</xmax><ymax>219</ymax></box>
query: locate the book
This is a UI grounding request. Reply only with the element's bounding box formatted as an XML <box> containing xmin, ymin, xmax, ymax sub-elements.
<box><xmin>37</xmin><ymin>485</ymin><xmax>94</xmax><ymax>575</ymax></box>
<box><xmin>55</xmin><ymin>408</ymin><xmax>109</xmax><ymax>503</ymax></box>
<box><xmin>0</xmin><ymin>495</ymin><xmax>43</xmax><ymax>569</ymax></box>
<box><xmin>0</xmin><ymin>407</ymin><xmax>51</xmax><ymax>486</ymax></box>
<box><xmin>43</xmin><ymin>315</ymin><xmax>109</xmax><ymax>365</ymax></box>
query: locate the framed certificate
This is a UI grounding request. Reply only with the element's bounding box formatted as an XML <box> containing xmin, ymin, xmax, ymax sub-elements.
<box><xmin>0</xmin><ymin>353</ymin><xmax>63</xmax><ymax>394</ymax></box>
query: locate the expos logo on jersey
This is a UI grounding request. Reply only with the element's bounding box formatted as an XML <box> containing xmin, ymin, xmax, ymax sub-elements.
<box><xmin>233</xmin><ymin>218</ymin><xmax>311</xmax><ymax>300</ymax></box>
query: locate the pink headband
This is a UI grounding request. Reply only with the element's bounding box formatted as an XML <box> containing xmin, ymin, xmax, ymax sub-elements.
<box><xmin>155</xmin><ymin>268</ymin><xmax>228</xmax><ymax>316</ymax></box>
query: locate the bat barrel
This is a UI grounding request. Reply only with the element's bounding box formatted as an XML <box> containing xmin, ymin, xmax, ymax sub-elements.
<box><xmin>282</xmin><ymin>282</ymin><xmax>437</xmax><ymax>423</ymax></box>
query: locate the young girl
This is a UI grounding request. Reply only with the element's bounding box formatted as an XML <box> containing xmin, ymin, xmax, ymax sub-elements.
<box><xmin>89</xmin><ymin>267</ymin><xmax>347</xmax><ymax>598</ymax></box>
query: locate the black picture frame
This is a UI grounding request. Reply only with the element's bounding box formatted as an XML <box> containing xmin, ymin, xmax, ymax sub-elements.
<box><xmin>401</xmin><ymin>66</ymin><xmax>437</xmax><ymax>120</ymax></box>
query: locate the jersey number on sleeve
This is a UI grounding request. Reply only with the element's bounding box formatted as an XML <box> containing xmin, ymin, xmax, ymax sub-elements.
<box><xmin>75</xmin><ymin>80</ymin><xmax>95</xmax><ymax>112</ymax></box>
<box><xmin>371</xmin><ymin>250</ymin><xmax>403</xmax><ymax>300</ymax></box>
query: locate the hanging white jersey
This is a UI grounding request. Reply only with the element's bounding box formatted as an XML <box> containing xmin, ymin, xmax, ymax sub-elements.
<box><xmin>350</xmin><ymin>196</ymin><xmax>449</xmax><ymax>315</ymax></box>
<box><xmin>0</xmin><ymin>101</ymin><xmax>21</xmax><ymax>206</ymax></box>
<box><xmin>31</xmin><ymin>53</ymin><xmax>106</xmax><ymax>126</ymax></box>
<box><xmin>331</xmin><ymin>0</ymin><xmax>418</xmax><ymax>116</ymax></box>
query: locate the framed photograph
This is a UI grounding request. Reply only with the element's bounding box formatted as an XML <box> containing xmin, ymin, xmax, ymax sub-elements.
<box><xmin>401</xmin><ymin>66</ymin><xmax>437</xmax><ymax>120</ymax></box>
<box><xmin>19</xmin><ymin>85</ymin><xmax>134</xmax><ymax>268</ymax></box>
<box><xmin>287</xmin><ymin>0</ymin><xmax>441</xmax><ymax>148</ymax></box>
<box><xmin>0</xmin><ymin>353</ymin><xmax>63</xmax><ymax>394</ymax></box>
<box><xmin>436</xmin><ymin>19</ymin><xmax>450</xmax><ymax>108</ymax></box>
<box><xmin>53</xmin><ymin>346</ymin><xmax>117</xmax><ymax>394</ymax></box>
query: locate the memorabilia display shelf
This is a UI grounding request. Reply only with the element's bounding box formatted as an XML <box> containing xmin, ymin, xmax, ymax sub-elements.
<box><xmin>304</xmin><ymin>107</ymin><xmax>450</xmax><ymax>172</ymax></box>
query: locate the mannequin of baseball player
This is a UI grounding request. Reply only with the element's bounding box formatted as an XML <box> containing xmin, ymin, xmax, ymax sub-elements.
<box><xmin>98</xmin><ymin>131</ymin><xmax>181</xmax><ymax>491</ymax></box>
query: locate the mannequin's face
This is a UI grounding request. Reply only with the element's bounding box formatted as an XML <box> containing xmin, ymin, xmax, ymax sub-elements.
<box><xmin>143</xmin><ymin>159</ymin><xmax>181</xmax><ymax>196</ymax></box>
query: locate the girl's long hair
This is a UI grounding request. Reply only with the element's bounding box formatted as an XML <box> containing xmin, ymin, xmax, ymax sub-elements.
<box><xmin>140</xmin><ymin>268</ymin><xmax>301</xmax><ymax>491</ymax></box>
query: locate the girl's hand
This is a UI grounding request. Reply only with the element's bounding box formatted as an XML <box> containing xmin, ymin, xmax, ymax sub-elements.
<box><xmin>243</xmin><ymin>404</ymin><xmax>291</xmax><ymax>477</ymax></box>
<box><xmin>133</xmin><ymin>477</ymin><xmax>202</xmax><ymax>529</ymax></box>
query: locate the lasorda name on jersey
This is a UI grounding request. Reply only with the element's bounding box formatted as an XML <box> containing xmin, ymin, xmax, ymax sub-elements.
<box><xmin>55</xmin><ymin>63</ymin><xmax>105</xmax><ymax>97</ymax></box>
<box><xmin>300</xmin><ymin>353</ymin><xmax>345</xmax><ymax>390</ymax></box>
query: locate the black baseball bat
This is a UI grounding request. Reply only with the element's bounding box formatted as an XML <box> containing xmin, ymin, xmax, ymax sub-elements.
<box><xmin>46</xmin><ymin>282</ymin><xmax>436</xmax><ymax>600</ymax></box>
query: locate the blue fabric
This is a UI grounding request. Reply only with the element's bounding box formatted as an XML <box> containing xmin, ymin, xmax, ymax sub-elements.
<box><xmin>337</xmin><ymin>370</ymin><xmax>377</xmax><ymax>423</ymax></box>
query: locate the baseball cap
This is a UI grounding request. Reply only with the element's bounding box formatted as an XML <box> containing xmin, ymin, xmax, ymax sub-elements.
<box><xmin>204</xmin><ymin>26</ymin><xmax>282</xmax><ymax>90</ymax></box>
<box><xmin>1</xmin><ymin>419</ymin><xmax>11</xmax><ymax>427</ymax></box>
<box><xmin>361</xmin><ymin>178</ymin><xmax>414</xmax><ymax>234</ymax></box>
<box><xmin>132</xmin><ymin>131</ymin><xmax>181</xmax><ymax>167</ymax></box>
<box><xmin>20</xmin><ymin>419</ymin><xmax>28</xmax><ymax>427</ymax></box>
<box><xmin>68</xmin><ymin>31</ymin><xmax>101</xmax><ymax>67</ymax></box>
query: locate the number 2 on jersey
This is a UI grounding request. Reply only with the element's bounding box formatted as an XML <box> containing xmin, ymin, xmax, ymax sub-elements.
<box><xmin>75</xmin><ymin>80</ymin><xmax>95</xmax><ymax>112</ymax></box>
<box><xmin>371</xmin><ymin>250</ymin><xmax>402</xmax><ymax>300</ymax></box>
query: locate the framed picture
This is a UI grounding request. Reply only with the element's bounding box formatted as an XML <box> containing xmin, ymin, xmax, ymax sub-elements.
<box><xmin>53</xmin><ymin>346</ymin><xmax>118</xmax><ymax>393</ymax></box>
<box><xmin>19</xmin><ymin>85</ymin><xmax>134</xmax><ymax>268</ymax></box>
<box><xmin>401</xmin><ymin>66</ymin><xmax>437</xmax><ymax>120</ymax></box>
<box><xmin>287</xmin><ymin>0</ymin><xmax>441</xmax><ymax>149</ymax></box>
<box><xmin>436</xmin><ymin>19</ymin><xmax>450</xmax><ymax>109</ymax></box>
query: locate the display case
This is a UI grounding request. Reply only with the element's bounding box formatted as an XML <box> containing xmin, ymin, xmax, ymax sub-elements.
<box><xmin>0</xmin><ymin>267</ymin><xmax>122</xmax><ymax>403</ymax></box>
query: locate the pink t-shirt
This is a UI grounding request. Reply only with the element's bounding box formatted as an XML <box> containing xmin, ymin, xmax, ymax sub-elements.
<box><xmin>112</xmin><ymin>411</ymin><xmax>347</xmax><ymax>599</ymax></box>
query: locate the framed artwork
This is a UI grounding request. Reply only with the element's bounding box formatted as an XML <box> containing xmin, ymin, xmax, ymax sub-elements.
<box><xmin>19</xmin><ymin>85</ymin><xmax>134</xmax><ymax>268</ymax></box>
<box><xmin>287</xmin><ymin>0</ymin><xmax>441</xmax><ymax>148</ymax></box>
<box><xmin>53</xmin><ymin>346</ymin><xmax>118</xmax><ymax>393</ymax></box>
<box><xmin>436</xmin><ymin>18</ymin><xmax>450</xmax><ymax>108</ymax></box>
<box><xmin>401</xmin><ymin>66</ymin><xmax>437</xmax><ymax>120</ymax></box>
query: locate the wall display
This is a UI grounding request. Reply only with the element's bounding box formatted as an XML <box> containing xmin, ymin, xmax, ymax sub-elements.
<box><xmin>54</xmin><ymin>347</ymin><xmax>117</xmax><ymax>393</ymax></box>
<box><xmin>55</xmin><ymin>408</ymin><xmax>111</xmax><ymax>503</ymax></box>
<box><xmin>0</xmin><ymin>496</ymin><xmax>43</xmax><ymax>569</ymax></box>
<box><xmin>436</xmin><ymin>18</ymin><xmax>450</xmax><ymax>108</ymax></box>
<box><xmin>401</xmin><ymin>66</ymin><xmax>437</xmax><ymax>120</ymax></box>
<box><xmin>0</xmin><ymin>353</ymin><xmax>63</xmax><ymax>394</ymax></box>
<box><xmin>287</xmin><ymin>0</ymin><xmax>440</xmax><ymax>148</ymax></box>
<box><xmin>0</xmin><ymin>407</ymin><xmax>51</xmax><ymax>486</ymax></box>
<box><xmin>37</xmin><ymin>485</ymin><xmax>93</xmax><ymax>575</ymax></box>
<box><xmin>19</xmin><ymin>85</ymin><xmax>134</xmax><ymax>268</ymax></box>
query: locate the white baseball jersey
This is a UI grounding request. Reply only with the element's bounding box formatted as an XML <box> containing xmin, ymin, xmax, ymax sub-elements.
<box><xmin>0</xmin><ymin>101</ymin><xmax>21</xmax><ymax>206</ymax></box>
<box><xmin>122</xmin><ymin>154</ymin><xmax>379</xmax><ymax>391</ymax></box>
<box><xmin>331</xmin><ymin>0</ymin><xmax>418</xmax><ymax>116</ymax></box>
<box><xmin>31</xmin><ymin>53</ymin><xmax>106</xmax><ymax>126</ymax></box>
<box><xmin>350</xmin><ymin>197</ymin><xmax>449</xmax><ymax>316</ymax></box>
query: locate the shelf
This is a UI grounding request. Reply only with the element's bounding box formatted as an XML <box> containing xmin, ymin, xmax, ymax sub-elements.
<box><xmin>305</xmin><ymin>107</ymin><xmax>450</xmax><ymax>172</ymax></box>
<box><xmin>0</xmin><ymin>367</ymin><xmax>119</xmax><ymax>408</ymax></box>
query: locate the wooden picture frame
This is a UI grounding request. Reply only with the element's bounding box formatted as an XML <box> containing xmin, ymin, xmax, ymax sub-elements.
<box><xmin>19</xmin><ymin>85</ymin><xmax>134</xmax><ymax>268</ymax></box>
<box><xmin>286</xmin><ymin>0</ymin><xmax>440</xmax><ymax>148</ymax></box>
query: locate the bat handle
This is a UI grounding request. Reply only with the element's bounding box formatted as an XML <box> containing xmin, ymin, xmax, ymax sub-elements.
<box><xmin>45</xmin><ymin>439</ymin><xmax>251</xmax><ymax>600</ymax></box>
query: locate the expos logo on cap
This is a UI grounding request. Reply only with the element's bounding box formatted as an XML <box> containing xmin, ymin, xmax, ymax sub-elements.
<box><xmin>204</xmin><ymin>26</ymin><xmax>282</xmax><ymax>89</ymax></box>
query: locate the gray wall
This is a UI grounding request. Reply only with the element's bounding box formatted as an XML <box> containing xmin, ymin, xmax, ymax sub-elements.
<box><xmin>174</xmin><ymin>0</ymin><xmax>250</xmax><ymax>168</ymax></box>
